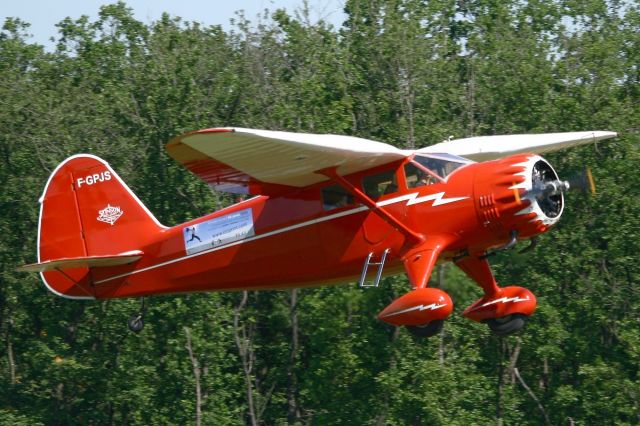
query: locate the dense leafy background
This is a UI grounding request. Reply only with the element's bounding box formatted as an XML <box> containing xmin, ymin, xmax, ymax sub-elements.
<box><xmin>1</xmin><ymin>1</ymin><xmax>639</xmax><ymax>424</ymax></box>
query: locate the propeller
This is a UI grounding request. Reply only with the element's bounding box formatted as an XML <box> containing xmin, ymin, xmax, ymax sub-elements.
<box><xmin>531</xmin><ymin>166</ymin><xmax>596</xmax><ymax>201</ymax></box>
<box><xmin>517</xmin><ymin>166</ymin><xmax>595</xmax><ymax>253</ymax></box>
<box><xmin>567</xmin><ymin>167</ymin><xmax>596</xmax><ymax>195</ymax></box>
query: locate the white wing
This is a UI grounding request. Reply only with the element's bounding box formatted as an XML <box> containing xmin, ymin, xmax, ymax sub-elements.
<box><xmin>418</xmin><ymin>131</ymin><xmax>617</xmax><ymax>161</ymax></box>
<box><xmin>167</xmin><ymin>127</ymin><xmax>407</xmax><ymax>194</ymax></box>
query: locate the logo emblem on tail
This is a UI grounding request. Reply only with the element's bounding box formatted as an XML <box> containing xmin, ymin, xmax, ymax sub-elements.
<box><xmin>97</xmin><ymin>204</ymin><xmax>124</xmax><ymax>225</ymax></box>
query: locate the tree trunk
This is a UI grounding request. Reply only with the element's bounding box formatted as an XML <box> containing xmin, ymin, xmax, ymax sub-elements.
<box><xmin>286</xmin><ymin>289</ymin><xmax>301</xmax><ymax>424</ymax></box>
<box><xmin>437</xmin><ymin>264</ymin><xmax>447</xmax><ymax>364</ymax></box>
<box><xmin>184</xmin><ymin>327</ymin><xmax>202</xmax><ymax>426</ymax></box>
<box><xmin>234</xmin><ymin>291</ymin><xmax>259</xmax><ymax>426</ymax></box>
<box><xmin>374</xmin><ymin>326</ymin><xmax>401</xmax><ymax>425</ymax></box>
<box><xmin>496</xmin><ymin>339</ymin><xmax>504</xmax><ymax>426</ymax></box>
<box><xmin>5</xmin><ymin>317</ymin><xmax>16</xmax><ymax>386</ymax></box>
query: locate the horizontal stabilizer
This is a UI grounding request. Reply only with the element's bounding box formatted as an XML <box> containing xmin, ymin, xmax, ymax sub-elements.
<box><xmin>18</xmin><ymin>250</ymin><xmax>143</xmax><ymax>273</ymax></box>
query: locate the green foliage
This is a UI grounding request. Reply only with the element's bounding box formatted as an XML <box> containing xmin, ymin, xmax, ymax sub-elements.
<box><xmin>1</xmin><ymin>0</ymin><xmax>639</xmax><ymax>424</ymax></box>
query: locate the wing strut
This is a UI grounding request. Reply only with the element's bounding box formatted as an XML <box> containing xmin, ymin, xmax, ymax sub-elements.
<box><xmin>317</xmin><ymin>167</ymin><xmax>425</xmax><ymax>245</ymax></box>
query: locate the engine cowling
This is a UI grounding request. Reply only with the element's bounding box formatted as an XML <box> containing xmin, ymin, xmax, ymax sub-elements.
<box><xmin>473</xmin><ymin>153</ymin><xmax>564</xmax><ymax>243</ymax></box>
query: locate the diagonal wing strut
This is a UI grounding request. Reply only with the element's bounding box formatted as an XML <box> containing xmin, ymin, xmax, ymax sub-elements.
<box><xmin>317</xmin><ymin>167</ymin><xmax>425</xmax><ymax>245</ymax></box>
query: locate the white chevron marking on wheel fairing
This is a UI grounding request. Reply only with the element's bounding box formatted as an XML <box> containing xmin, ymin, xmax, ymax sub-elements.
<box><xmin>481</xmin><ymin>295</ymin><xmax>530</xmax><ymax>307</ymax></box>
<box><xmin>382</xmin><ymin>303</ymin><xmax>448</xmax><ymax>318</ymax></box>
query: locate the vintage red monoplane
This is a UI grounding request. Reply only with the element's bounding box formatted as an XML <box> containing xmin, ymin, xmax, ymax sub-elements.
<box><xmin>20</xmin><ymin>128</ymin><xmax>616</xmax><ymax>336</ymax></box>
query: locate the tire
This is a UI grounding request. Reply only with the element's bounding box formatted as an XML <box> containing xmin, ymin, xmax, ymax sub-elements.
<box><xmin>406</xmin><ymin>319</ymin><xmax>444</xmax><ymax>338</ymax></box>
<box><xmin>485</xmin><ymin>314</ymin><xmax>527</xmax><ymax>336</ymax></box>
<box><xmin>128</xmin><ymin>315</ymin><xmax>144</xmax><ymax>333</ymax></box>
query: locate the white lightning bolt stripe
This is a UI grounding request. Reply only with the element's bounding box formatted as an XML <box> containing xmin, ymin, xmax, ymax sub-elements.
<box><xmin>481</xmin><ymin>295</ymin><xmax>530</xmax><ymax>307</ymax></box>
<box><xmin>381</xmin><ymin>303</ymin><xmax>448</xmax><ymax>318</ymax></box>
<box><xmin>377</xmin><ymin>191</ymin><xmax>469</xmax><ymax>208</ymax></box>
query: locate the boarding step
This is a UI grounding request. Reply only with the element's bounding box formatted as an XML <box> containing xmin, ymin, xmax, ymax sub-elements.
<box><xmin>358</xmin><ymin>249</ymin><xmax>390</xmax><ymax>288</ymax></box>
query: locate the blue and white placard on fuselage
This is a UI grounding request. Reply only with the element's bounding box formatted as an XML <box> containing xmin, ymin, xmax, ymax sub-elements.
<box><xmin>184</xmin><ymin>208</ymin><xmax>255</xmax><ymax>255</ymax></box>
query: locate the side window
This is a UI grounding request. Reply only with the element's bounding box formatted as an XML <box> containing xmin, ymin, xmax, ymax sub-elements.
<box><xmin>362</xmin><ymin>170</ymin><xmax>398</xmax><ymax>199</ymax></box>
<box><xmin>404</xmin><ymin>162</ymin><xmax>438</xmax><ymax>188</ymax></box>
<box><xmin>322</xmin><ymin>185</ymin><xmax>353</xmax><ymax>211</ymax></box>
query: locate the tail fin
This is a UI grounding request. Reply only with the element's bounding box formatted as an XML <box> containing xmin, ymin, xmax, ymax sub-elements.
<box><xmin>35</xmin><ymin>154</ymin><xmax>164</xmax><ymax>299</ymax></box>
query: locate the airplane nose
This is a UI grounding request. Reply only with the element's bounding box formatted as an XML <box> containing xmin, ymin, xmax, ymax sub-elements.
<box><xmin>509</xmin><ymin>155</ymin><xmax>565</xmax><ymax>227</ymax></box>
<box><xmin>474</xmin><ymin>154</ymin><xmax>564</xmax><ymax>241</ymax></box>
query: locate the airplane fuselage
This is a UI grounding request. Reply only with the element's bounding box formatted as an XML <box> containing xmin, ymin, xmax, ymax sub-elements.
<box><xmin>85</xmin><ymin>156</ymin><xmax>528</xmax><ymax>298</ymax></box>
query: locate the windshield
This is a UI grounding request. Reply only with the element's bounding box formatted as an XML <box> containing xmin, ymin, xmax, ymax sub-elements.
<box><xmin>412</xmin><ymin>153</ymin><xmax>471</xmax><ymax>179</ymax></box>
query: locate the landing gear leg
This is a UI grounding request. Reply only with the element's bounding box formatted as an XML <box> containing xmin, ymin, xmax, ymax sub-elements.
<box><xmin>377</xmin><ymin>238</ymin><xmax>454</xmax><ymax>338</ymax></box>
<box><xmin>128</xmin><ymin>297</ymin><xmax>146</xmax><ymax>333</ymax></box>
<box><xmin>456</xmin><ymin>256</ymin><xmax>536</xmax><ymax>336</ymax></box>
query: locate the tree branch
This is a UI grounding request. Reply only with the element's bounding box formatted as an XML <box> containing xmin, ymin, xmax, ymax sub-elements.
<box><xmin>513</xmin><ymin>367</ymin><xmax>551</xmax><ymax>425</ymax></box>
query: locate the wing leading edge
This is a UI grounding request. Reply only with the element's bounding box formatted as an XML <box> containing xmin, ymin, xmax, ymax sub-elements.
<box><xmin>419</xmin><ymin>131</ymin><xmax>618</xmax><ymax>161</ymax></box>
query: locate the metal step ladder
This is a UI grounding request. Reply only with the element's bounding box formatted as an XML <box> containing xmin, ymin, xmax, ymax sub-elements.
<box><xmin>358</xmin><ymin>249</ymin><xmax>390</xmax><ymax>288</ymax></box>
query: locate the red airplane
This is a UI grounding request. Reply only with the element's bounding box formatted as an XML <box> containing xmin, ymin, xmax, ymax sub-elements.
<box><xmin>19</xmin><ymin>128</ymin><xmax>616</xmax><ymax>336</ymax></box>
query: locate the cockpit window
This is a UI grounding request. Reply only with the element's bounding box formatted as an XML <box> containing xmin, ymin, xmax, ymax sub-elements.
<box><xmin>413</xmin><ymin>154</ymin><xmax>470</xmax><ymax>179</ymax></box>
<box><xmin>404</xmin><ymin>162</ymin><xmax>438</xmax><ymax>188</ymax></box>
<box><xmin>322</xmin><ymin>185</ymin><xmax>353</xmax><ymax>211</ymax></box>
<box><xmin>362</xmin><ymin>170</ymin><xmax>397</xmax><ymax>199</ymax></box>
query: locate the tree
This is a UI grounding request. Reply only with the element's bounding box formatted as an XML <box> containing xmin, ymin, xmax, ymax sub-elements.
<box><xmin>1</xmin><ymin>1</ymin><xmax>639</xmax><ymax>424</ymax></box>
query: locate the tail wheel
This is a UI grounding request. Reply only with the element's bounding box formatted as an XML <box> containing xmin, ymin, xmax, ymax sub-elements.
<box><xmin>485</xmin><ymin>314</ymin><xmax>527</xmax><ymax>336</ymax></box>
<box><xmin>406</xmin><ymin>319</ymin><xmax>444</xmax><ymax>338</ymax></box>
<box><xmin>128</xmin><ymin>315</ymin><xmax>144</xmax><ymax>333</ymax></box>
<box><xmin>127</xmin><ymin>297</ymin><xmax>146</xmax><ymax>333</ymax></box>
